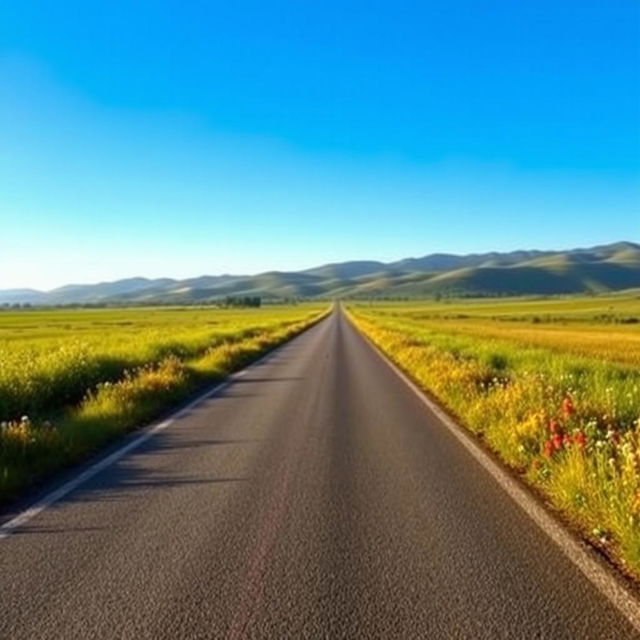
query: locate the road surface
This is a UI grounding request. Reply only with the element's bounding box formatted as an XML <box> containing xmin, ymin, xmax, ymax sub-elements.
<box><xmin>0</xmin><ymin>308</ymin><xmax>637</xmax><ymax>639</ymax></box>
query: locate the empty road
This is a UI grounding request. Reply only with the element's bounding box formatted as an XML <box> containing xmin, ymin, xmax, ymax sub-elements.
<box><xmin>0</xmin><ymin>308</ymin><xmax>637</xmax><ymax>639</ymax></box>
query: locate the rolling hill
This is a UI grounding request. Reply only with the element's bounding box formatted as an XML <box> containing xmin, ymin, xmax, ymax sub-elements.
<box><xmin>2</xmin><ymin>241</ymin><xmax>639</xmax><ymax>305</ymax></box>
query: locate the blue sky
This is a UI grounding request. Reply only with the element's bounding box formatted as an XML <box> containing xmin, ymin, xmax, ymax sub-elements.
<box><xmin>1</xmin><ymin>1</ymin><xmax>639</xmax><ymax>289</ymax></box>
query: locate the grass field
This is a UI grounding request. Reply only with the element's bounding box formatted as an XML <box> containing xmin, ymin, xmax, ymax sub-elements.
<box><xmin>0</xmin><ymin>304</ymin><xmax>327</xmax><ymax>502</ymax></box>
<box><xmin>347</xmin><ymin>294</ymin><xmax>640</xmax><ymax>576</ymax></box>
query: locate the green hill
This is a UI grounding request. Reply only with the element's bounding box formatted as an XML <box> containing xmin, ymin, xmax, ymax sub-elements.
<box><xmin>2</xmin><ymin>241</ymin><xmax>639</xmax><ymax>304</ymax></box>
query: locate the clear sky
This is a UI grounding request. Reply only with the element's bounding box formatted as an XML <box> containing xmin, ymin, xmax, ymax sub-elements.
<box><xmin>1</xmin><ymin>1</ymin><xmax>639</xmax><ymax>290</ymax></box>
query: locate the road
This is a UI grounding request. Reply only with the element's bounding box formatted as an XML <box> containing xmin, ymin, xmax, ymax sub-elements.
<box><xmin>0</xmin><ymin>308</ymin><xmax>637</xmax><ymax>639</ymax></box>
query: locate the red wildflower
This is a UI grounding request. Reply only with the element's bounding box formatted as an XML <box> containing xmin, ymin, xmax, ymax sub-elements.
<box><xmin>549</xmin><ymin>419</ymin><xmax>561</xmax><ymax>434</ymax></box>
<box><xmin>543</xmin><ymin>440</ymin><xmax>554</xmax><ymax>458</ymax></box>
<box><xmin>552</xmin><ymin>434</ymin><xmax>564</xmax><ymax>451</ymax></box>
<box><xmin>562</xmin><ymin>396</ymin><xmax>575</xmax><ymax>417</ymax></box>
<box><xmin>575</xmin><ymin>431</ymin><xmax>587</xmax><ymax>450</ymax></box>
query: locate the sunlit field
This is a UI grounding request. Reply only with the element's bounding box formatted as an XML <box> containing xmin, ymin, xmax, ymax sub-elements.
<box><xmin>0</xmin><ymin>304</ymin><xmax>328</xmax><ymax>501</ymax></box>
<box><xmin>347</xmin><ymin>294</ymin><xmax>640</xmax><ymax>575</ymax></box>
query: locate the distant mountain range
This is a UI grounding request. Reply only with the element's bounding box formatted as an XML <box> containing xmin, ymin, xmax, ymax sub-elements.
<box><xmin>2</xmin><ymin>241</ymin><xmax>640</xmax><ymax>305</ymax></box>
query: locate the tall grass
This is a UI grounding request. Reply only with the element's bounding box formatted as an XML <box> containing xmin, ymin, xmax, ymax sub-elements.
<box><xmin>0</xmin><ymin>306</ymin><xmax>322</xmax><ymax>420</ymax></box>
<box><xmin>348</xmin><ymin>300</ymin><xmax>640</xmax><ymax>576</ymax></box>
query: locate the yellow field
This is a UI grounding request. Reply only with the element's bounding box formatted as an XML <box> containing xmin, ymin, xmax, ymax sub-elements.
<box><xmin>378</xmin><ymin>318</ymin><xmax>640</xmax><ymax>367</ymax></box>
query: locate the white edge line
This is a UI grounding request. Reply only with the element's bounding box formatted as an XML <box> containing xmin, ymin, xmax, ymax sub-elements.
<box><xmin>347</xmin><ymin>313</ymin><xmax>640</xmax><ymax>633</ymax></box>
<box><xmin>0</xmin><ymin>336</ymin><xmax>290</xmax><ymax>540</ymax></box>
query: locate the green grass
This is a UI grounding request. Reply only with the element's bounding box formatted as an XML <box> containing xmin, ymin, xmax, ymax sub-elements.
<box><xmin>0</xmin><ymin>305</ymin><xmax>328</xmax><ymax>420</ymax></box>
<box><xmin>0</xmin><ymin>304</ymin><xmax>328</xmax><ymax>502</ymax></box>
<box><xmin>347</xmin><ymin>295</ymin><xmax>640</xmax><ymax>577</ymax></box>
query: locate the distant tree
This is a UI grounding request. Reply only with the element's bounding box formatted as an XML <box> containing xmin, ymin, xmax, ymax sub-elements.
<box><xmin>223</xmin><ymin>296</ymin><xmax>262</xmax><ymax>308</ymax></box>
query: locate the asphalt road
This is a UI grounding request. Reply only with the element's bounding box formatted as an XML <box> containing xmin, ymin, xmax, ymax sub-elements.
<box><xmin>0</xmin><ymin>308</ymin><xmax>637</xmax><ymax>639</ymax></box>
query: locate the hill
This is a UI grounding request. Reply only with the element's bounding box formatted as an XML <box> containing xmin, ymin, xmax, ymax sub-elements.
<box><xmin>1</xmin><ymin>241</ymin><xmax>639</xmax><ymax>304</ymax></box>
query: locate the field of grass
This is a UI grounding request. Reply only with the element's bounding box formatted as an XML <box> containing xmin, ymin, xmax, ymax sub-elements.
<box><xmin>347</xmin><ymin>294</ymin><xmax>640</xmax><ymax>576</ymax></box>
<box><xmin>0</xmin><ymin>304</ymin><xmax>327</xmax><ymax>502</ymax></box>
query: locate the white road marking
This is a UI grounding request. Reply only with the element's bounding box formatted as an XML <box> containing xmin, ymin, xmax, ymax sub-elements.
<box><xmin>0</xmin><ymin>380</ymin><xmax>227</xmax><ymax>540</ymax></box>
<box><xmin>0</xmin><ymin>341</ymin><xmax>286</xmax><ymax>539</ymax></box>
<box><xmin>354</xmin><ymin>319</ymin><xmax>640</xmax><ymax>633</ymax></box>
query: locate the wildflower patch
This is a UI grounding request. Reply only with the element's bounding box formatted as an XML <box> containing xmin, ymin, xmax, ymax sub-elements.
<box><xmin>348</xmin><ymin>300</ymin><xmax>640</xmax><ymax>577</ymax></box>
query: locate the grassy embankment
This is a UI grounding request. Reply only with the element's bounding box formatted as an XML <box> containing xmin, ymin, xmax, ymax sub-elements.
<box><xmin>0</xmin><ymin>304</ymin><xmax>328</xmax><ymax>502</ymax></box>
<box><xmin>347</xmin><ymin>295</ymin><xmax>640</xmax><ymax>576</ymax></box>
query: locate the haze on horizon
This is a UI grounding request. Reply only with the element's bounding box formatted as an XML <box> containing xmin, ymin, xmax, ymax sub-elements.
<box><xmin>1</xmin><ymin>1</ymin><xmax>638</xmax><ymax>290</ymax></box>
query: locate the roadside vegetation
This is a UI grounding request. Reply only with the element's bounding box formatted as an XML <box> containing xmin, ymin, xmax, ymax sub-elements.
<box><xmin>0</xmin><ymin>305</ymin><xmax>327</xmax><ymax>502</ymax></box>
<box><xmin>347</xmin><ymin>294</ymin><xmax>640</xmax><ymax>577</ymax></box>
